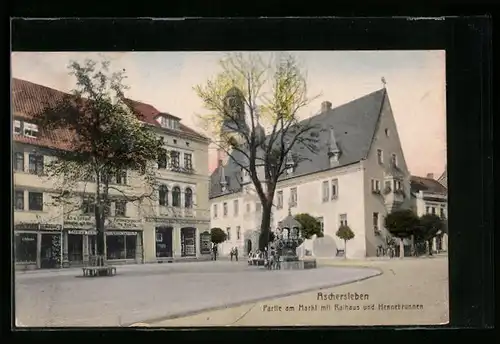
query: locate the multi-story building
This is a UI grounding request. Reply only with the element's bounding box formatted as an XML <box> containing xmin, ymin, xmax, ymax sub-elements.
<box><xmin>12</xmin><ymin>78</ymin><xmax>211</xmax><ymax>270</ymax></box>
<box><xmin>410</xmin><ymin>173</ymin><xmax>448</xmax><ymax>252</ymax></box>
<box><xmin>209</xmin><ymin>87</ymin><xmax>414</xmax><ymax>259</ymax></box>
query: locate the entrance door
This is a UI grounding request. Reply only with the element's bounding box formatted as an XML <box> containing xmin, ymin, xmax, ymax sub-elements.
<box><xmin>246</xmin><ymin>239</ymin><xmax>252</xmax><ymax>255</ymax></box>
<box><xmin>68</xmin><ymin>234</ymin><xmax>83</xmax><ymax>265</ymax></box>
<box><xmin>88</xmin><ymin>235</ymin><xmax>97</xmax><ymax>256</ymax></box>
<box><xmin>40</xmin><ymin>233</ymin><xmax>61</xmax><ymax>269</ymax></box>
<box><xmin>181</xmin><ymin>227</ymin><xmax>196</xmax><ymax>257</ymax></box>
<box><xmin>155</xmin><ymin>227</ymin><xmax>173</xmax><ymax>258</ymax></box>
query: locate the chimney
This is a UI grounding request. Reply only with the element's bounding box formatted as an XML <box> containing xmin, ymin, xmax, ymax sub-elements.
<box><xmin>321</xmin><ymin>101</ymin><xmax>332</xmax><ymax>113</ymax></box>
<box><xmin>427</xmin><ymin>173</ymin><xmax>434</xmax><ymax>179</ymax></box>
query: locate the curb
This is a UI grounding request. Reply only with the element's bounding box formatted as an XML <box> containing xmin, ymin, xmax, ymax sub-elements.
<box><xmin>124</xmin><ymin>267</ymin><xmax>383</xmax><ymax>327</ymax></box>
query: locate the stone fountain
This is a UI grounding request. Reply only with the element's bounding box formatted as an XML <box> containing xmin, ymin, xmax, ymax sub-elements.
<box><xmin>273</xmin><ymin>208</ymin><xmax>317</xmax><ymax>270</ymax></box>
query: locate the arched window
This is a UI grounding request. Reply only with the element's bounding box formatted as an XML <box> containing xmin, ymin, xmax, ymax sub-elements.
<box><xmin>159</xmin><ymin>185</ymin><xmax>168</xmax><ymax>206</ymax></box>
<box><xmin>172</xmin><ymin>186</ymin><xmax>181</xmax><ymax>207</ymax></box>
<box><xmin>185</xmin><ymin>188</ymin><xmax>193</xmax><ymax>208</ymax></box>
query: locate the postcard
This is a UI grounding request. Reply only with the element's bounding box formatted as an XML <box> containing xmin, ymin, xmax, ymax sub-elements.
<box><xmin>12</xmin><ymin>50</ymin><xmax>448</xmax><ymax>327</ymax></box>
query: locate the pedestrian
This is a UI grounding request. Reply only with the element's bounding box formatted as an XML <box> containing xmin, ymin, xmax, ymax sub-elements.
<box><xmin>213</xmin><ymin>244</ymin><xmax>218</xmax><ymax>261</ymax></box>
<box><xmin>230</xmin><ymin>247</ymin><xmax>234</xmax><ymax>261</ymax></box>
<box><xmin>234</xmin><ymin>247</ymin><xmax>238</xmax><ymax>261</ymax></box>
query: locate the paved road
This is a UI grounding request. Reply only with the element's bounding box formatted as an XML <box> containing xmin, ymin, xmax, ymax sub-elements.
<box><xmin>15</xmin><ymin>261</ymin><xmax>380</xmax><ymax>327</ymax></box>
<box><xmin>149</xmin><ymin>257</ymin><xmax>449</xmax><ymax>327</ymax></box>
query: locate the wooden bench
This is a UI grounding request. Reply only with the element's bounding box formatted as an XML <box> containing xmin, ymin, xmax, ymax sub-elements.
<box><xmin>82</xmin><ymin>266</ymin><xmax>116</xmax><ymax>277</ymax></box>
<box><xmin>82</xmin><ymin>255</ymin><xmax>116</xmax><ymax>277</ymax></box>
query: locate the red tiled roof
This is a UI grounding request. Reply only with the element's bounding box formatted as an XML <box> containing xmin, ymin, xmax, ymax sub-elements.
<box><xmin>410</xmin><ymin>175</ymin><xmax>447</xmax><ymax>195</ymax></box>
<box><xmin>12</xmin><ymin>78</ymin><xmax>208</xmax><ymax>151</ymax></box>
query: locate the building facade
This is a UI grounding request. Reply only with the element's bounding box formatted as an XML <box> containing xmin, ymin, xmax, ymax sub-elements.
<box><xmin>12</xmin><ymin>78</ymin><xmax>211</xmax><ymax>270</ymax></box>
<box><xmin>410</xmin><ymin>173</ymin><xmax>448</xmax><ymax>252</ymax></box>
<box><xmin>209</xmin><ymin>88</ymin><xmax>414</xmax><ymax>259</ymax></box>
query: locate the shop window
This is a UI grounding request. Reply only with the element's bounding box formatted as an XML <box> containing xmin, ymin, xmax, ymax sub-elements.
<box><xmin>126</xmin><ymin>235</ymin><xmax>137</xmax><ymax>259</ymax></box>
<box><xmin>15</xmin><ymin>233</ymin><xmax>37</xmax><ymax>263</ymax></box>
<box><xmin>106</xmin><ymin>235</ymin><xmax>125</xmax><ymax>260</ymax></box>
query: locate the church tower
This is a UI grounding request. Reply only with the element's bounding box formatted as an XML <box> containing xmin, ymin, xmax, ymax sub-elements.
<box><xmin>221</xmin><ymin>87</ymin><xmax>249</xmax><ymax>145</ymax></box>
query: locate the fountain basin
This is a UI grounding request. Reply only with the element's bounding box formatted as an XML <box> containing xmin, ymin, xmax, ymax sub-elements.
<box><xmin>281</xmin><ymin>258</ymin><xmax>317</xmax><ymax>270</ymax></box>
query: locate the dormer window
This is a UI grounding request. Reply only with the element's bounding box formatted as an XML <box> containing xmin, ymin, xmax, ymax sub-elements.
<box><xmin>13</xmin><ymin>120</ymin><xmax>39</xmax><ymax>138</ymax></box>
<box><xmin>157</xmin><ymin>115</ymin><xmax>180</xmax><ymax>130</ymax></box>
<box><xmin>391</xmin><ymin>153</ymin><xmax>397</xmax><ymax>166</ymax></box>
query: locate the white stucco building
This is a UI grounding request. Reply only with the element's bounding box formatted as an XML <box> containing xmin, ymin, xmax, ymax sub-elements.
<box><xmin>410</xmin><ymin>173</ymin><xmax>448</xmax><ymax>252</ymax></box>
<box><xmin>12</xmin><ymin>78</ymin><xmax>211</xmax><ymax>270</ymax></box>
<box><xmin>209</xmin><ymin>87</ymin><xmax>415</xmax><ymax>259</ymax></box>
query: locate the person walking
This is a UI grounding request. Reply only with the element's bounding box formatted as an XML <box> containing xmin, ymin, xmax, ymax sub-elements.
<box><xmin>230</xmin><ymin>247</ymin><xmax>234</xmax><ymax>261</ymax></box>
<box><xmin>234</xmin><ymin>247</ymin><xmax>239</xmax><ymax>261</ymax></box>
<box><xmin>212</xmin><ymin>244</ymin><xmax>218</xmax><ymax>261</ymax></box>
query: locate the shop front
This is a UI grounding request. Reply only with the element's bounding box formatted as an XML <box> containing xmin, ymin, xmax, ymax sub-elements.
<box><xmin>105</xmin><ymin>218</ymin><xmax>143</xmax><ymax>264</ymax></box>
<box><xmin>199</xmin><ymin>230</ymin><xmax>211</xmax><ymax>255</ymax></box>
<box><xmin>155</xmin><ymin>226</ymin><xmax>173</xmax><ymax>260</ymax></box>
<box><xmin>14</xmin><ymin>223</ymin><xmax>63</xmax><ymax>270</ymax></box>
<box><xmin>62</xmin><ymin>216</ymin><xmax>97</xmax><ymax>267</ymax></box>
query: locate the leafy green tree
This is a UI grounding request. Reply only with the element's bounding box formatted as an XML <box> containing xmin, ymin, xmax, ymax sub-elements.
<box><xmin>294</xmin><ymin>213</ymin><xmax>324</xmax><ymax>239</ymax></box>
<box><xmin>210</xmin><ymin>227</ymin><xmax>227</xmax><ymax>244</ymax></box>
<box><xmin>335</xmin><ymin>225</ymin><xmax>355</xmax><ymax>259</ymax></box>
<box><xmin>384</xmin><ymin>209</ymin><xmax>420</xmax><ymax>258</ymax></box>
<box><xmin>416</xmin><ymin>214</ymin><xmax>445</xmax><ymax>256</ymax></box>
<box><xmin>33</xmin><ymin>59</ymin><xmax>165</xmax><ymax>259</ymax></box>
<box><xmin>194</xmin><ymin>53</ymin><xmax>321</xmax><ymax>251</ymax></box>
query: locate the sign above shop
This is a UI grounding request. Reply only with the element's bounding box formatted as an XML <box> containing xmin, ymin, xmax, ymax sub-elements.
<box><xmin>68</xmin><ymin>230</ymin><xmax>98</xmax><ymax>235</ymax></box>
<box><xmin>64</xmin><ymin>216</ymin><xmax>95</xmax><ymax>228</ymax></box>
<box><xmin>14</xmin><ymin>223</ymin><xmax>62</xmax><ymax>231</ymax></box>
<box><xmin>106</xmin><ymin>231</ymin><xmax>138</xmax><ymax>236</ymax></box>
<box><xmin>107</xmin><ymin>218</ymin><xmax>142</xmax><ymax>230</ymax></box>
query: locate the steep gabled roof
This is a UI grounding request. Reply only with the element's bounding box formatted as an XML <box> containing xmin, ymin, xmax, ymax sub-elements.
<box><xmin>410</xmin><ymin>175</ymin><xmax>447</xmax><ymax>195</ymax></box>
<box><xmin>209</xmin><ymin>88</ymin><xmax>387</xmax><ymax>199</ymax></box>
<box><xmin>437</xmin><ymin>165</ymin><xmax>447</xmax><ymax>188</ymax></box>
<box><xmin>11</xmin><ymin>78</ymin><xmax>207</xmax><ymax>151</ymax></box>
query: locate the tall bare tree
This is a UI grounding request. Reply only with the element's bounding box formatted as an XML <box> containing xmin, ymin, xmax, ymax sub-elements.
<box><xmin>195</xmin><ymin>53</ymin><xmax>321</xmax><ymax>250</ymax></box>
<box><xmin>34</xmin><ymin>59</ymin><xmax>165</xmax><ymax>258</ymax></box>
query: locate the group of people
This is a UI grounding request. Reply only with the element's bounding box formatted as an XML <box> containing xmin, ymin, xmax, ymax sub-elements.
<box><xmin>230</xmin><ymin>247</ymin><xmax>239</xmax><ymax>261</ymax></box>
<box><xmin>247</xmin><ymin>247</ymin><xmax>281</xmax><ymax>270</ymax></box>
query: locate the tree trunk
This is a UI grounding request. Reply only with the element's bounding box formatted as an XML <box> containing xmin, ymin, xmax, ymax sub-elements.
<box><xmin>344</xmin><ymin>239</ymin><xmax>347</xmax><ymax>259</ymax></box>
<box><xmin>259</xmin><ymin>204</ymin><xmax>272</xmax><ymax>251</ymax></box>
<box><xmin>399</xmin><ymin>238</ymin><xmax>405</xmax><ymax>258</ymax></box>
<box><xmin>428</xmin><ymin>239</ymin><xmax>433</xmax><ymax>256</ymax></box>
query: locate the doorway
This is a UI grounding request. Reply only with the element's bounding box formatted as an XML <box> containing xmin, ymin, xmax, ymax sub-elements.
<box><xmin>246</xmin><ymin>239</ymin><xmax>252</xmax><ymax>255</ymax></box>
<box><xmin>181</xmin><ymin>227</ymin><xmax>196</xmax><ymax>257</ymax></box>
<box><xmin>68</xmin><ymin>234</ymin><xmax>83</xmax><ymax>265</ymax></box>
<box><xmin>155</xmin><ymin>227</ymin><xmax>173</xmax><ymax>258</ymax></box>
<box><xmin>40</xmin><ymin>233</ymin><xmax>61</xmax><ymax>269</ymax></box>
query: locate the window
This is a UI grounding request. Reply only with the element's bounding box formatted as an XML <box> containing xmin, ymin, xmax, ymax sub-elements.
<box><xmin>256</xmin><ymin>202</ymin><xmax>262</xmax><ymax>213</ymax></box>
<box><xmin>393</xmin><ymin>179</ymin><xmax>402</xmax><ymax>191</ymax></box>
<box><xmin>440</xmin><ymin>207</ymin><xmax>446</xmax><ymax>219</ymax></box>
<box><xmin>172</xmin><ymin>186</ymin><xmax>181</xmax><ymax>207</ymax></box>
<box><xmin>316</xmin><ymin>217</ymin><xmax>325</xmax><ymax>233</ymax></box>
<box><xmin>391</xmin><ymin>153</ymin><xmax>397</xmax><ymax>166</ymax></box>
<box><xmin>290</xmin><ymin>187</ymin><xmax>297</xmax><ymax>207</ymax></box>
<box><xmin>233</xmin><ymin>200</ymin><xmax>239</xmax><ymax>216</ymax></box>
<box><xmin>13</xmin><ymin>120</ymin><xmax>22</xmax><ymax>134</ymax></box>
<box><xmin>223</xmin><ymin>202</ymin><xmax>228</xmax><ymax>216</ymax></box>
<box><xmin>373</xmin><ymin>212</ymin><xmax>379</xmax><ymax>231</ymax></box>
<box><xmin>28</xmin><ymin>154</ymin><xmax>44</xmax><ymax>175</ymax></box>
<box><xmin>371</xmin><ymin>179</ymin><xmax>381</xmax><ymax>192</ymax></box>
<box><xmin>23</xmin><ymin>122</ymin><xmax>39</xmax><ymax>138</ymax></box>
<box><xmin>322</xmin><ymin>181</ymin><xmax>329</xmax><ymax>202</ymax></box>
<box><xmin>158</xmin><ymin>151</ymin><xmax>168</xmax><ymax>169</ymax></box>
<box><xmin>426</xmin><ymin>206</ymin><xmax>430</xmax><ymax>214</ymax></box>
<box><xmin>170</xmin><ymin>151</ymin><xmax>180</xmax><ymax>168</ymax></box>
<box><xmin>28</xmin><ymin>192</ymin><xmax>43</xmax><ymax>211</ymax></box>
<box><xmin>339</xmin><ymin>213</ymin><xmax>348</xmax><ymax>227</ymax></box>
<box><xmin>246</xmin><ymin>203</ymin><xmax>251</xmax><ymax>213</ymax></box>
<box><xmin>115</xmin><ymin>170</ymin><xmax>127</xmax><ymax>184</ymax></box>
<box><xmin>115</xmin><ymin>200</ymin><xmax>127</xmax><ymax>217</ymax></box>
<box><xmin>14</xmin><ymin>152</ymin><xmax>24</xmax><ymax>172</ymax></box>
<box><xmin>385</xmin><ymin>128</ymin><xmax>390</xmax><ymax>137</ymax></box>
<box><xmin>184</xmin><ymin>153</ymin><xmax>193</xmax><ymax>170</ymax></box>
<box><xmin>431</xmin><ymin>207</ymin><xmax>436</xmax><ymax>215</ymax></box>
<box><xmin>276</xmin><ymin>191</ymin><xmax>283</xmax><ymax>209</ymax></box>
<box><xmin>377</xmin><ymin>149</ymin><xmax>383</xmax><ymax>164</ymax></box>
<box><xmin>385</xmin><ymin>180</ymin><xmax>391</xmax><ymax>190</ymax></box>
<box><xmin>213</xmin><ymin>204</ymin><xmax>218</xmax><ymax>218</ymax></box>
<box><xmin>236</xmin><ymin>226</ymin><xmax>241</xmax><ymax>240</ymax></box>
<box><xmin>159</xmin><ymin>185</ymin><xmax>169</xmax><ymax>206</ymax></box>
<box><xmin>331</xmin><ymin>179</ymin><xmax>338</xmax><ymax>199</ymax></box>
<box><xmin>82</xmin><ymin>199</ymin><xmax>95</xmax><ymax>214</ymax></box>
<box><xmin>226</xmin><ymin>227</ymin><xmax>231</xmax><ymax>241</ymax></box>
<box><xmin>159</xmin><ymin>116</ymin><xmax>168</xmax><ymax>127</ymax></box>
<box><xmin>173</xmin><ymin>139</ymin><xmax>177</xmax><ymax>144</ymax></box>
<box><xmin>186</xmin><ymin>141</ymin><xmax>190</xmax><ymax>147</ymax></box>
<box><xmin>15</xmin><ymin>191</ymin><xmax>24</xmax><ymax>210</ymax></box>
<box><xmin>185</xmin><ymin>188</ymin><xmax>193</xmax><ymax>208</ymax></box>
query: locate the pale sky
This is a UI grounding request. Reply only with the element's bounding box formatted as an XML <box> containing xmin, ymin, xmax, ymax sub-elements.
<box><xmin>11</xmin><ymin>51</ymin><xmax>446</xmax><ymax>177</ymax></box>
